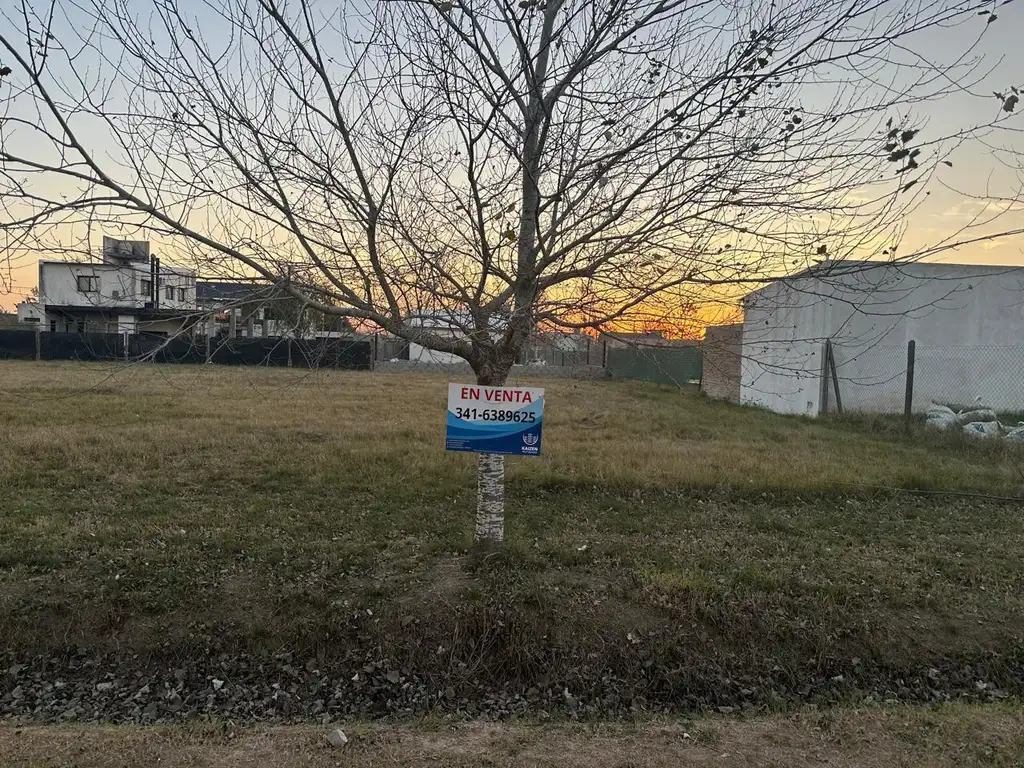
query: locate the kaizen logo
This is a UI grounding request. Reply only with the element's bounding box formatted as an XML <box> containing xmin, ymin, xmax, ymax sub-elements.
<box><xmin>522</xmin><ymin>432</ymin><xmax>539</xmax><ymax>447</ymax></box>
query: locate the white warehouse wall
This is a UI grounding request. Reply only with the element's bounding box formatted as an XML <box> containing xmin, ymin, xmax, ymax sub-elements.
<box><xmin>740</xmin><ymin>262</ymin><xmax>1024</xmax><ymax>415</ymax></box>
<box><xmin>739</xmin><ymin>280</ymin><xmax>833</xmax><ymax>416</ymax></box>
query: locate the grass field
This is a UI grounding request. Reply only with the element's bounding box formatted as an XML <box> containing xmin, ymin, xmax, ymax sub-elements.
<box><xmin>1</xmin><ymin>361</ymin><xmax>1023</xmax><ymax>716</ymax></box>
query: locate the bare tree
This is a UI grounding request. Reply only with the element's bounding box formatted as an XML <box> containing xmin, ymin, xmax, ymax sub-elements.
<box><xmin>0</xmin><ymin>0</ymin><xmax>1021</xmax><ymax>545</ymax></box>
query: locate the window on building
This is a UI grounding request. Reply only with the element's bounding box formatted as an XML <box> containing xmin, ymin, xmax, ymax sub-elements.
<box><xmin>141</xmin><ymin>279</ymin><xmax>152</xmax><ymax>297</ymax></box>
<box><xmin>76</xmin><ymin>275</ymin><xmax>99</xmax><ymax>293</ymax></box>
<box><xmin>178</xmin><ymin>287</ymin><xmax>187</xmax><ymax>302</ymax></box>
<box><xmin>165</xmin><ymin>286</ymin><xmax>175</xmax><ymax>301</ymax></box>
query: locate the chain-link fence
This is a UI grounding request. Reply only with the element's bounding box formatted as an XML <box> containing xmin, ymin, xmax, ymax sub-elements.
<box><xmin>518</xmin><ymin>335</ymin><xmax>606</xmax><ymax>368</ymax></box>
<box><xmin>370</xmin><ymin>333</ymin><xmax>605</xmax><ymax>367</ymax></box>
<box><xmin>825</xmin><ymin>341</ymin><xmax>1024</xmax><ymax>418</ymax></box>
<box><xmin>824</xmin><ymin>343</ymin><xmax>909</xmax><ymax>414</ymax></box>
<box><xmin>368</xmin><ymin>331</ymin><xmax>708</xmax><ymax>384</ymax></box>
<box><xmin>368</xmin><ymin>332</ymin><xmax>609</xmax><ymax>379</ymax></box>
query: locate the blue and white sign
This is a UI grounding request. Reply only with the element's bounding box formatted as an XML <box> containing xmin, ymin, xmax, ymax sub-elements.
<box><xmin>445</xmin><ymin>383</ymin><xmax>545</xmax><ymax>456</ymax></box>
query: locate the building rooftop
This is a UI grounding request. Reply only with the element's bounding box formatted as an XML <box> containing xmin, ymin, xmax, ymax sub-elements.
<box><xmin>37</xmin><ymin>259</ymin><xmax>195</xmax><ymax>275</ymax></box>
<box><xmin>742</xmin><ymin>259</ymin><xmax>1024</xmax><ymax>302</ymax></box>
<box><xmin>196</xmin><ymin>280</ymin><xmax>273</xmax><ymax>302</ymax></box>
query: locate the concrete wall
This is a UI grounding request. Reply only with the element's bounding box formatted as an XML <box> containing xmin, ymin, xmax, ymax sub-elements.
<box><xmin>155</xmin><ymin>269</ymin><xmax>196</xmax><ymax>310</ymax></box>
<box><xmin>700</xmin><ymin>324</ymin><xmax>743</xmax><ymax>402</ymax></box>
<box><xmin>17</xmin><ymin>302</ymin><xmax>45</xmax><ymax>325</ymax></box>
<box><xmin>740</xmin><ymin>262</ymin><xmax>1024</xmax><ymax>414</ymax></box>
<box><xmin>39</xmin><ymin>261</ymin><xmax>196</xmax><ymax>311</ymax></box>
<box><xmin>41</xmin><ymin>262</ymin><xmax>143</xmax><ymax>308</ymax></box>
<box><xmin>408</xmin><ymin>342</ymin><xmax>463</xmax><ymax>365</ymax></box>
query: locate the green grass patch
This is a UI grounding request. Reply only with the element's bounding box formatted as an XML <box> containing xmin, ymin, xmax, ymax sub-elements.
<box><xmin>0</xmin><ymin>361</ymin><xmax>1023</xmax><ymax>706</ymax></box>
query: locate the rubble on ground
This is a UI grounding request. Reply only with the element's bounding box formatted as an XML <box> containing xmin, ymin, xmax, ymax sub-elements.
<box><xmin>926</xmin><ymin>401</ymin><xmax>1023</xmax><ymax>440</ymax></box>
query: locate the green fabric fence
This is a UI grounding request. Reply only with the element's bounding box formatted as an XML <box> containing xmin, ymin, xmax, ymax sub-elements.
<box><xmin>606</xmin><ymin>344</ymin><xmax>702</xmax><ymax>386</ymax></box>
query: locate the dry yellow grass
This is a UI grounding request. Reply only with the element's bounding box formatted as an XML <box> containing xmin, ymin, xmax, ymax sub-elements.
<box><xmin>3</xmin><ymin>705</ymin><xmax>1024</xmax><ymax>767</ymax></box>
<box><xmin>1</xmin><ymin>360</ymin><xmax>1021</xmax><ymax>494</ymax></box>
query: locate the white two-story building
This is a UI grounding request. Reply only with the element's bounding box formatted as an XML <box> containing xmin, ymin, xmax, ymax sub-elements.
<box><xmin>17</xmin><ymin>237</ymin><xmax>200</xmax><ymax>335</ymax></box>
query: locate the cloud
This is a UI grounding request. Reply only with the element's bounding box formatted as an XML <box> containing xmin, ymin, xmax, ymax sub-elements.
<box><xmin>941</xmin><ymin>198</ymin><xmax>1024</xmax><ymax>220</ymax></box>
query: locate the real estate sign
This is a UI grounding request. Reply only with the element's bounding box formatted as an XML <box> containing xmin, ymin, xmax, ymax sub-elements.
<box><xmin>445</xmin><ymin>383</ymin><xmax>545</xmax><ymax>456</ymax></box>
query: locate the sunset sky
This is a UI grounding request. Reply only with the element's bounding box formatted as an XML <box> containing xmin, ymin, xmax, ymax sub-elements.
<box><xmin>0</xmin><ymin>0</ymin><xmax>1022</xmax><ymax>314</ymax></box>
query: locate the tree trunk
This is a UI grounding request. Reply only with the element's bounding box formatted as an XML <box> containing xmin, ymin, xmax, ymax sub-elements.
<box><xmin>473</xmin><ymin>358</ymin><xmax>512</xmax><ymax>548</ymax></box>
<box><xmin>475</xmin><ymin>452</ymin><xmax>505</xmax><ymax>547</ymax></box>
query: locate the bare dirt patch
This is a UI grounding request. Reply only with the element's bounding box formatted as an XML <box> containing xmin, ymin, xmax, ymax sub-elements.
<box><xmin>3</xmin><ymin>706</ymin><xmax>1023</xmax><ymax>767</ymax></box>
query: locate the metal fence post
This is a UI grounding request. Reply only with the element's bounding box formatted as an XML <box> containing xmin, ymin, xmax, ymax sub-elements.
<box><xmin>825</xmin><ymin>339</ymin><xmax>843</xmax><ymax>414</ymax></box>
<box><xmin>904</xmin><ymin>339</ymin><xmax>916</xmax><ymax>434</ymax></box>
<box><xmin>34</xmin><ymin>328</ymin><xmax>41</xmax><ymax>361</ymax></box>
<box><xmin>697</xmin><ymin>340</ymin><xmax>704</xmax><ymax>392</ymax></box>
<box><xmin>819</xmin><ymin>341</ymin><xmax>830</xmax><ymax>415</ymax></box>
